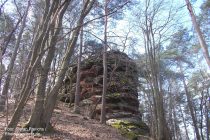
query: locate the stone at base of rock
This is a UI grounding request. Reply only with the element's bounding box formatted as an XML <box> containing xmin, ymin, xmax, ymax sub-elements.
<box><xmin>106</xmin><ymin>118</ymin><xmax>150</xmax><ymax>140</ymax></box>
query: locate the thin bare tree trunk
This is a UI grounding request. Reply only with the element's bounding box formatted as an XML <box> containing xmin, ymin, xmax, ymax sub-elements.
<box><xmin>73</xmin><ymin>0</ymin><xmax>85</xmax><ymax>114</ymax></box>
<box><xmin>179</xmin><ymin>104</ymin><xmax>190</xmax><ymax>140</ymax></box>
<box><xmin>185</xmin><ymin>0</ymin><xmax>210</xmax><ymax>68</ymax></box>
<box><xmin>0</xmin><ymin>1</ymin><xmax>30</xmax><ymax>112</ymax></box>
<box><xmin>200</xmin><ymin>90</ymin><xmax>205</xmax><ymax>140</ymax></box>
<box><xmin>74</xmin><ymin>22</ymin><xmax>83</xmax><ymax>114</ymax></box>
<box><xmin>206</xmin><ymin>88</ymin><xmax>209</xmax><ymax>140</ymax></box>
<box><xmin>173</xmin><ymin>104</ymin><xmax>181</xmax><ymax>140</ymax></box>
<box><xmin>100</xmin><ymin>0</ymin><xmax>108</xmax><ymax>124</ymax></box>
<box><xmin>180</xmin><ymin>66</ymin><xmax>201</xmax><ymax>140</ymax></box>
<box><xmin>168</xmin><ymin>83</ymin><xmax>175</xmax><ymax>139</ymax></box>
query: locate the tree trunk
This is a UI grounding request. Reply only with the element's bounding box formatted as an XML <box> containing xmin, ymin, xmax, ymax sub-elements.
<box><xmin>179</xmin><ymin>104</ymin><xmax>190</xmax><ymax>140</ymax></box>
<box><xmin>0</xmin><ymin>1</ymin><xmax>54</xmax><ymax>139</ymax></box>
<box><xmin>155</xmin><ymin>88</ymin><xmax>170</xmax><ymax>140</ymax></box>
<box><xmin>74</xmin><ymin>3</ymin><xmax>84</xmax><ymax>113</ymax></box>
<box><xmin>41</xmin><ymin>0</ymin><xmax>95</xmax><ymax>130</ymax></box>
<box><xmin>25</xmin><ymin>0</ymin><xmax>69</xmax><ymax>129</ymax></box>
<box><xmin>200</xmin><ymin>90</ymin><xmax>205</xmax><ymax>140</ymax></box>
<box><xmin>0</xmin><ymin>1</ymin><xmax>30</xmax><ymax>112</ymax></box>
<box><xmin>100</xmin><ymin>0</ymin><xmax>108</xmax><ymax>124</ymax></box>
<box><xmin>185</xmin><ymin>0</ymin><xmax>210</xmax><ymax>68</ymax></box>
<box><xmin>173</xmin><ymin>104</ymin><xmax>181</xmax><ymax>140</ymax></box>
<box><xmin>1</xmin><ymin>34</ymin><xmax>49</xmax><ymax>138</ymax></box>
<box><xmin>206</xmin><ymin>88</ymin><xmax>209</xmax><ymax>140</ymax></box>
<box><xmin>1</xmin><ymin>64</ymin><xmax>36</xmax><ymax>140</ymax></box>
<box><xmin>180</xmin><ymin>67</ymin><xmax>201</xmax><ymax>140</ymax></box>
<box><xmin>148</xmin><ymin>28</ymin><xmax>171</xmax><ymax>140</ymax></box>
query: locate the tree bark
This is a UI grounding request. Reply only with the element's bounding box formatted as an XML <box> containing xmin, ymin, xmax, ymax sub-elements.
<box><xmin>100</xmin><ymin>0</ymin><xmax>108</xmax><ymax>124</ymax></box>
<box><xmin>185</xmin><ymin>0</ymin><xmax>210</xmax><ymax>68</ymax></box>
<box><xmin>74</xmin><ymin>0</ymin><xmax>84</xmax><ymax>113</ymax></box>
<box><xmin>206</xmin><ymin>88</ymin><xmax>209</xmax><ymax>140</ymax></box>
<box><xmin>200</xmin><ymin>90</ymin><xmax>205</xmax><ymax>140</ymax></box>
<box><xmin>74</xmin><ymin>24</ymin><xmax>83</xmax><ymax>114</ymax></box>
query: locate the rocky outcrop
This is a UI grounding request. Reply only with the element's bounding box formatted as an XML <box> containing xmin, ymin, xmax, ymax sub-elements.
<box><xmin>59</xmin><ymin>50</ymin><xmax>149</xmax><ymax>139</ymax></box>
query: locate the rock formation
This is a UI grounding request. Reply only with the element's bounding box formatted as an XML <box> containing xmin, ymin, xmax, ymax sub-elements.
<box><xmin>59</xmin><ymin>50</ymin><xmax>149</xmax><ymax>139</ymax></box>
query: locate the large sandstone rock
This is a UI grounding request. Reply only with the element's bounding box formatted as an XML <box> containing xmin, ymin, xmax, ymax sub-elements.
<box><xmin>59</xmin><ymin>50</ymin><xmax>149</xmax><ymax>139</ymax></box>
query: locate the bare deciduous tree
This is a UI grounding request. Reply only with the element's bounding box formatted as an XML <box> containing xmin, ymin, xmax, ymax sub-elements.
<box><xmin>100</xmin><ymin>0</ymin><xmax>108</xmax><ymax>124</ymax></box>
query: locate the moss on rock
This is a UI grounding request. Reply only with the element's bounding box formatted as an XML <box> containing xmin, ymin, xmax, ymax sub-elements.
<box><xmin>107</xmin><ymin>119</ymin><xmax>149</xmax><ymax>140</ymax></box>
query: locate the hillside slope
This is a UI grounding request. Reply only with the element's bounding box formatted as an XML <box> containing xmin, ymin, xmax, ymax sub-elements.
<box><xmin>0</xmin><ymin>101</ymin><xmax>128</xmax><ymax>140</ymax></box>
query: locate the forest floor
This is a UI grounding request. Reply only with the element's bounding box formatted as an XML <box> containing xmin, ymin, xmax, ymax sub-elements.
<box><xmin>0</xmin><ymin>99</ymin><xmax>127</xmax><ymax>140</ymax></box>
